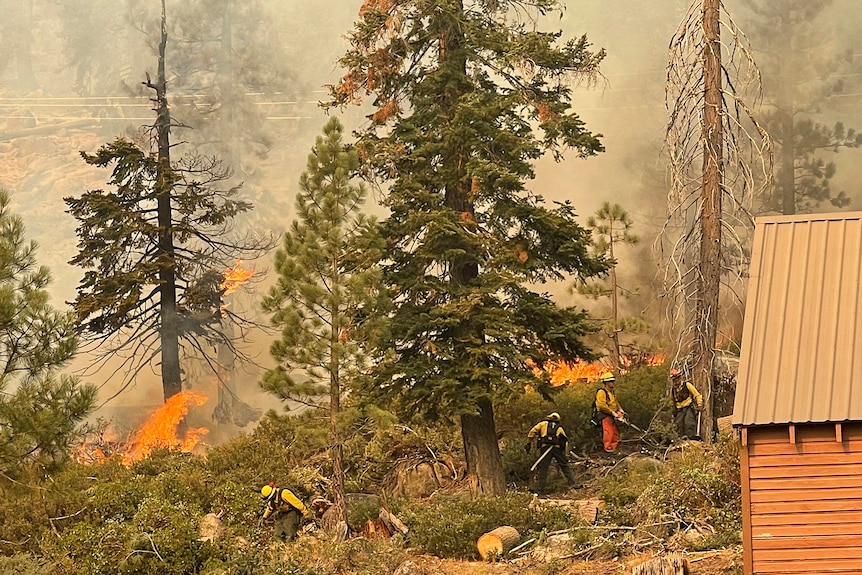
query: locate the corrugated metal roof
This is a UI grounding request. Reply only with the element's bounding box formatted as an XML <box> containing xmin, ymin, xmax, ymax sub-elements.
<box><xmin>733</xmin><ymin>212</ymin><xmax>862</xmax><ymax>426</ymax></box>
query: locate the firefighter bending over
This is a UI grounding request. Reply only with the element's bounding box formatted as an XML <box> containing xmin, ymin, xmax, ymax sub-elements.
<box><xmin>260</xmin><ymin>483</ymin><xmax>310</xmax><ymax>541</ymax></box>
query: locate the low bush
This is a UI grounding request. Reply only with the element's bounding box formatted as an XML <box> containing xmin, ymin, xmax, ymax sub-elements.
<box><xmin>600</xmin><ymin>434</ymin><xmax>741</xmax><ymax>551</ymax></box>
<box><xmin>396</xmin><ymin>491</ymin><xmax>584</xmax><ymax>559</ymax></box>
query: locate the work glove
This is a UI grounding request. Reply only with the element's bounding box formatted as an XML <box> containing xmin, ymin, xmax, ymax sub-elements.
<box><xmin>524</xmin><ymin>442</ymin><xmax>531</xmax><ymax>453</ymax></box>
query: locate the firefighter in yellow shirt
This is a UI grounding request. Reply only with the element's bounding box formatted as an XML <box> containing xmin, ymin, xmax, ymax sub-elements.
<box><xmin>671</xmin><ymin>368</ymin><xmax>704</xmax><ymax>440</ymax></box>
<box><xmin>595</xmin><ymin>372</ymin><xmax>626</xmax><ymax>453</ymax></box>
<box><xmin>526</xmin><ymin>412</ymin><xmax>576</xmax><ymax>493</ymax></box>
<box><xmin>260</xmin><ymin>483</ymin><xmax>310</xmax><ymax>541</ymax></box>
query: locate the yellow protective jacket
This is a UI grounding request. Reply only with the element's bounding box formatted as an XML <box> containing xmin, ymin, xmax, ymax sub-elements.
<box><xmin>262</xmin><ymin>487</ymin><xmax>310</xmax><ymax>520</ymax></box>
<box><xmin>596</xmin><ymin>386</ymin><xmax>620</xmax><ymax>417</ymax></box>
<box><xmin>527</xmin><ymin>420</ymin><xmax>568</xmax><ymax>447</ymax></box>
<box><xmin>673</xmin><ymin>381</ymin><xmax>703</xmax><ymax>411</ymax></box>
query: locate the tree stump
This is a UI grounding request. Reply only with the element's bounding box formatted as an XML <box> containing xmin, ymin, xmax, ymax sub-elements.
<box><xmin>631</xmin><ymin>555</ymin><xmax>691</xmax><ymax>575</ymax></box>
<box><xmin>476</xmin><ymin>526</ymin><xmax>520</xmax><ymax>560</ymax></box>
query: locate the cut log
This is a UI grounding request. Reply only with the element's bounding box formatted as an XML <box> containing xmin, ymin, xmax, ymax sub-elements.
<box><xmin>476</xmin><ymin>526</ymin><xmax>520</xmax><ymax>561</ymax></box>
<box><xmin>631</xmin><ymin>555</ymin><xmax>691</xmax><ymax>575</ymax></box>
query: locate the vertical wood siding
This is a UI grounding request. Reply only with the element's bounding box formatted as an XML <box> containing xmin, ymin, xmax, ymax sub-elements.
<box><xmin>744</xmin><ymin>424</ymin><xmax>862</xmax><ymax>574</ymax></box>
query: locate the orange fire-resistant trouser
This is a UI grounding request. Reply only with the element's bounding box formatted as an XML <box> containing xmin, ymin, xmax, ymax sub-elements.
<box><xmin>602</xmin><ymin>416</ymin><xmax>620</xmax><ymax>453</ymax></box>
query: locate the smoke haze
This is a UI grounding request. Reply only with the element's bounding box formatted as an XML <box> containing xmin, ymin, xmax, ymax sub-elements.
<box><xmin>1</xmin><ymin>0</ymin><xmax>861</xmax><ymax>425</ymax></box>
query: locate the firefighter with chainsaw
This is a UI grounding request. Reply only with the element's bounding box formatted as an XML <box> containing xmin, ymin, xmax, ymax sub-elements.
<box><xmin>670</xmin><ymin>368</ymin><xmax>703</xmax><ymax>440</ymax></box>
<box><xmin>526</xmin><ymin>412</ymin><xmax>576</xmax><ymax>494</ymax></box>
<box><xmin>595</xmin><ymin>372</ymin><xmax>627</xmax><ymax>453</ymax></box>
<box><xmin>260</xmin><ymin>483</ymin><xmax>310</xmax><ymax>541</ymax></box>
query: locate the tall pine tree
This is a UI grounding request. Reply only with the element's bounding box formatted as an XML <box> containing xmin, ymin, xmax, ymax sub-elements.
<box><xmin>744</xmin><ymin>0</ymin><xmax>862</xmax><ymax>214</ymax></box>
<box><xmin>65</xmin><ymin>0</ymin><xmax>271</xmax><ymax>404</ymax></box>
<box><xmin>330</xmin><ymin>0</ymin><xmax>607</xmax><ymax>495</ymax></box>
<box><xmin>261</xmin><ymin>117</ymin><xmax>384</xmax><ymax>530</ymax></box>
<box><xmin>576</xmin><ymin>202</ymin><xmax>639</xmax><ymax>370</ymax></box>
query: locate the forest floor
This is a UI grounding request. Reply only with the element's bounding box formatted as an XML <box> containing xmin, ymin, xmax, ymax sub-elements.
<box><xmin>394</xmin><ymin>548</ymin><xmax>741</xmax><ymax>575</ymax></box>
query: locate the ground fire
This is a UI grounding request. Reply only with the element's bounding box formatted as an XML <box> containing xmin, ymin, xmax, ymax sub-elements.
<box><xmin>74</xmin><ymin>391</ymin><xmax>209</xmax><ymax>465</ymax></box>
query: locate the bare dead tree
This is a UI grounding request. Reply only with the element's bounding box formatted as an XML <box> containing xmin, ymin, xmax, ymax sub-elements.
<box><xmin>660</xmin><ymin>0</ymin><xmax>772</xmax><ymax>441</ymax></box>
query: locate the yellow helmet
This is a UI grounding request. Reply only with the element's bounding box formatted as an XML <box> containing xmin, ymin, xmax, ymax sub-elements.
<box><xmin>260</xmin><ymin>484</ymin><xmax>275</xmax><ymax>499</ymax></box>
<box><xmin>546</xmin><ymin>412</ymin><xmax>561</xmax><ymax>422</ymax></box>
<box><xmin>600</xmin><ymin>371</ymin><xmax>616</xmax><ymax>383</ymax></box>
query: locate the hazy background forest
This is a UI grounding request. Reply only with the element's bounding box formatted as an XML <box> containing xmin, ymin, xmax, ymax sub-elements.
<box><xmin>2</xmin><ymin>0</ymin><xmax>861</xmax><ymax>434</ymax></box>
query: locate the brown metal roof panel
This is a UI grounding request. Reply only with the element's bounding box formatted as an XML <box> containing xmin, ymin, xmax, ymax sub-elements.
<box><xmin>733</xmin><ymin>212</ymin><xmax>862</xmax><ymax>426</ymax></box>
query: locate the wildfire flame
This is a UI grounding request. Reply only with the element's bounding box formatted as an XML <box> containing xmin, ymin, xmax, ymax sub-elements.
<box><xmin>122</xmin><ymin>391</ymin><xmax>209</xmax><ymax>464</ymax></box>
<box><xmin>221</xmin><ymin>260</ymin><xmax>255</xmax><ymax>297</ymax></box>
<box><xmin>540</xmin><ymin>354</ymin><xmax>668</xmax><ymax>387</ymax></box>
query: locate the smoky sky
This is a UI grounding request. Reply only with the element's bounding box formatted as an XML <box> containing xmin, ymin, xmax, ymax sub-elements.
<box><xmin>1</xmin><ymin>0</ymin><xmax>861</xmax><ymax>407</ymax></box>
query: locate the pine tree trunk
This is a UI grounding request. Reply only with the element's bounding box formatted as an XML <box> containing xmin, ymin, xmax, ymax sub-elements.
<box><xmin>608</xmin><ymin>229</ymin><xmax>621</xmax><ymax>370</ymax></box>
<box><xmin>461</xmin><ymin>397</ymin><xmax>506</xmax><ymax>497</ymax></box>
<box><xmin>694</xmin><ymin>0</ymin><xmax>722</xmax><ymax>443</ymax></box>
<box><xmin>777</xmin><ymin>6</ymin><xmax>796</xmax><ymax>216</ymax></box>
<box><xmin>13</xmin><ymin>0</ymin><xmax>38</xmax><ymax>92</ymax></box>
<box><xmin>330</xmin><ymin>260</ymin><xmax>348</xmax><ymax>530</ymax></box>
<box><xmin>153</xmin><ymin>0</ymin><xmax>182</xmax><ymax>403</ymax></box>
<box><xmin>440</xmin><ymin>1</ymin><xmax>506</xmax><ymax>496</ymax></box>
<box><xmin>219</xmin><ymin>0</ymin><xmax>239</xmax><ymax>172</ymax></box>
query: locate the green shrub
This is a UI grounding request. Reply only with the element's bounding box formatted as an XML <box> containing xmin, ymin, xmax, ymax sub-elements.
<box><xmin>0</xmin><ymin>554</ymin><xmax>56</xmax><ymax>575</ymax></box>
<box><xmin>396</xmin><ymin>491</ymin><xmax>583</xmax><ymax>559</ymax></box>
<box><xmin>601</xmin><ymin>436</ymin><xmax>741</xmax><ymax>550</ymax></box>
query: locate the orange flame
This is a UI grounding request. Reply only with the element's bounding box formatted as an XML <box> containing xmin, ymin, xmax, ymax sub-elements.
<box><xmin>545</xmin><ymin>360</ymin><xmax>611</xmax><ymax>386</ymax></box>
<box><xmin>221</xmin><ymin>260</ymin><xmax>255</xmax><ymax>297</ymax></box>
<box><xmin>123</xmin><ymin>391</ymin><xmax>209</xmax><ymax>464</ymax></box>
<box><xmin>540</xmin><ymin>354</ymin><xmax>669</xmax><ymax>387</ymax></box>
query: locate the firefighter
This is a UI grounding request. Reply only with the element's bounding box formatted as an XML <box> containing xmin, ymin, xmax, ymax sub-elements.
<box><xmin>595</xmin><ymin>372</ymin><xmax>626</xmax><ymax>453</ymax></box>
<box><xmin>525</xmin><ymin>412</ymin><xmax>576</xmax><ymax>493</ymax></box>
<box><xmin>670</xmin><ymin>368</ymin><xmax>703</xmax><ymax>440</ymax></box>
<box><xmin>260</xmin><ymin>483</ymin><xmax>310</xmax><ymax>541</ymax></box>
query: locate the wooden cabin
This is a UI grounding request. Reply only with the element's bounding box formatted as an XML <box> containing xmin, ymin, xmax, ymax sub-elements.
<box><xmin>733</xmin><ymin>212</ymin><xmax>862</xmax><ymax>575</ymax></box>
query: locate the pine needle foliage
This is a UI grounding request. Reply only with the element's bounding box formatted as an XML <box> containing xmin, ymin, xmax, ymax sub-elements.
<box><xmin>261</xmin><ymin>117</ymin><xmax>385</xmax><ymax>528</ymax></box>
<box><xmin>0</xmin><ymin>188</ymin><xmax>96</xmax><ymax>480</ymax></box>
<box><xmin>329</xmin><ymin>0</ymin><xmax>608</xmax><ymax>494</ymax></box>
<box><xmin>64</xmin><ymin>139</ymin><xmax>269</xmax><ymax>401</ymax></box>
<box><xmin>261</xmin><ymin>117</ymin><xmax>384</xmax><ymax>403</ymax></box>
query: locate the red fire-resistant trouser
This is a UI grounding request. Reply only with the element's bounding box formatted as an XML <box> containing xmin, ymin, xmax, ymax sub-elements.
<box><xmin>602</xmin><ymin>416</ymin><xmax>620</xmax><ymax>453</ymax></box>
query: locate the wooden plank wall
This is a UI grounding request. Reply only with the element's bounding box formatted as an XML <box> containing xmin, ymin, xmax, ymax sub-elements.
<box><xmin>744</xmin><ymin>424</ymin><xmax>862</xmax><ymax>575</ymax></box>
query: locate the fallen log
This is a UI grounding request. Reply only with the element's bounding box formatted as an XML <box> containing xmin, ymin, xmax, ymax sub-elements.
<box><xmin>631</xmin><ymin>555</ymin><xmax>691</xmax><ymax>575</ymax></box>
<box><xmin>476</xmin><ymin>526</ymin><xmax>520</xmax><ymax>561</ymax></box>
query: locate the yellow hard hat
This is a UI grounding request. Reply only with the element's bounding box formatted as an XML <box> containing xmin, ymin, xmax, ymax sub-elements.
<box><xmin>546</xmin><ymin>412</ymin><xmax>561</xmax><ymax>421</ymax></box>
<box><xmin>260</xmin><ymin>484</ymin><xmax>275</xmax><ymax>499</ymax></box>
<box><xmin>600</xmin><ymin>371</ymin><xmax>616</xmax><ymax>383</ymax></box>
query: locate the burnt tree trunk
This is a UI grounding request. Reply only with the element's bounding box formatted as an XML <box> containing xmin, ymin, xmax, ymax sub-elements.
<box><xmin>693</xmin><ymin>0</ymin><xmax>722</xmax><ymax>443</ymax></box>
<box><xmin>149</xmin><ymin>0</ymin><xmax>182</xmax><ymax>403</ymax></box>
